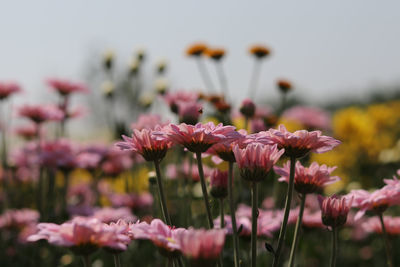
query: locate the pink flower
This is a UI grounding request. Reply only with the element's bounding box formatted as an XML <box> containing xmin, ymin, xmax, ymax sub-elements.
<box><xmin>257</xmin><ymin>124</ymin><xmax>341</xmax><ymax>158</ymax></box>
<box><xmin>206</xmin><ymin>129</ymin><xmax>247</xmax><ymax>162</ymax></box>
<box><xmin>109</xmin><ymin>192</ymin><xmax>153</xmax><ymax>212</ymax></box>
<box><xmin>163</xmin><ymin>122</ymin><xmax>237</xmax><ymax>153</ymax></box>
<box><xmin>282</xmin><ymin>106</ymin><xmax>331</xmax><ymax>130</ymax></box>
<box><xmin>166</xmin><ymin>161</ymin><xmax>212</xmax><ymax>182</ymax></box>
<box><xmin>0</xmin><ymin>82</ymin><xmax>22</xmax><ymax>100</ymax></box>
<box><xmin>75</xmin><ymin>152</ymin><xmax>102</xmax><ymax>171</ymax></box>
<box><xmin>130</xmin><ymin>114</ymin><xmax>168</xmax><ymax>130</ymax></box>
<box><xmin>362</xmin><ymin>216</ymin><xmax>400</xmax><ymax>236</ymax></box>
<box><xmin>319</xmin><ymin>195</ymin><xmax>352</xmax><ymax>228</ymax></box>
<box><xmin>302</xmin><ymin>210</ymin><xmax>325</xmax><ymax>229</ymax></box>
<box><xmin>47</xmin><ymin>78</ymin><xmax>88</xmax><ymax>96</ymax></box>
<box><xmin>176</xmin><ymin>228</ymin><xmax>225</xmax><ymax>261</ymax></box>
<box><xmin>117</xmin><ymin>126</ymin><xmax>173</xmax><ymax>161</ymax></box>
<box><xmin>91</xmin><ymin>207</ymin><xmax>137</xmax><ymax>224</ymax></box>
<box><xmin>239</xmin><ymin>98</ymin><xmax>256</xmax><ymax>118</ymax></box>
<box><xmin>28</xmin><ymin>217</ymin><xmax>131</xmax><ymax>254</ymax></box>
<box><xmin>101</xmin><ymin>148</ymin><xmax>133</xmax><ymax>177</ymax></box>
<box><xmin>0</xmin><ymin>209</ymin><xmax>39</xmax><ymax>230</ymax></box>
<box><xmin>14</xmin><ymin>124</ymin><xmax>39</xmax><ymax>140</ymax></box>
<box><xmin>210</xmin><ymin>170</ymin><xmax>228</xmax><ymax>199</ymax></box>
<box><xmin>18</xmin><ymin>104</ymin><xmax>64</xmax><ymax>124</ymax></box>
<box><xmin>177</xmin><ymin>101</ymin><xmax>203</xmax><ymax>125</ymax></box>
<box><xmin>233</xmin><ymin>143</ymin><xmax>284</xmax><ymax>182</ymax></box>
<box><xmin>274</xmin><ymin>161</ymin><xmax>340</xmax><ymax>194</ymax></box>
<box><xmin>163</xmin><ymin>90</ymin><xmax>199</xmax><ymax>114</ymax></box>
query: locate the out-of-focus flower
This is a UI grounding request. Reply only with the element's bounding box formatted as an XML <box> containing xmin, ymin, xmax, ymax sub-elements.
<box><xmin>0</xmin><ymin>82</ymin><xmax>22</xmax><ymax>100</ymax></box>
<box><xmin>156</xmin><ymin>59</ymin><xmax>167</xmax><ymax>74</ymax></box>
<box><xmin>319</xmin><ymin>195</ymin><xmax>352</xmax><ymax>228</ymax></box>
<box><xmin>166</xmin><ymin>161</ymin><xmax>212</xmax><ymax>182</ymax></box>
<box><xmin>91</xmin><ymin>207</ymin><xmax>137</xmax><ymax>224</ymax></box>
<box><xmin>362</xmin><ymin>216</ymin><xmax>400</xmax><ymax>236</ymax></box>
<box><xmin>206</xmin><ymin>129</ymin><xmax>246</xmax><ymax>162</ymax></box>
<box><xmin>39</xmin><ymin>139</ymin><xmax>77</xmax><ymax>171</ymax></box>
<box><xmin>274</xmin><ymin>161</ymin><xmax>340</xmax><ymax>194</ymax></box>
<box><xmin>249</xmin><ymin>44</ymin><xmax>270</xmax><ymax>59</ymax></box>
<box><xmin>186</xmin><ymin>43</ymin><xmax>208</xmax><ymax>57</ymax></box>
<box><xmin>131</xmin><ymin>114</ymin><xmax>168</xmax><ymax>131</ymax></box>
<box><xmin>302</xmin><ymin>210</ymin><xmax>324</xmax><ymax>229</ymax></box>
<box><xmin>233</xmin><ymin>143</ymin><xmax>284</xmax><ymax>182</ymax></box>
<box><xmin>18</xmin><ymin>104</ymin><xmax>64</xmax><ymax>124</ymax></box>
<box><xmin>282</xmin><ymin>106</ymin><xmax>331</xmax><ymax>131</ymax></box>
<box><xmin>162</xmin><ymin>122</ymin><xmax>237</xmax><ymax>153</ymax></box>
<box><xmin>0</xmin><ymin>209</ymin><xmax>39</xmax><ymax>230</ymax></box>
<box><xmin>205</xmin><ymin>47</ymin><xmax>226</xmax><ymax>61</ymax></box>
<box><xmin>47</xmin><ymin>78</ymin><xmax>88</xmax><ymax>96</ymax></box>
<box><xmin>176</xmin><ymin>228</ymin><xmax>225</xmax><ymax>264</ymax></box>
<box><xmin>67</xmin><ymin>183</ymin><xmax>95</xmax><ymax>216</ymax></box>
<box><xmin>154</xmin><ymin>78</ymin><xmax>168</xmax><ymax>95</ymax></box>
<box><xmin>109</xmin><ymin>192</ymin><xmax>153</xmax><ymax>212</ymax></box>
<box><xmin>259</xmin><ymin>124</ymin><xmax>341</xmax><ymax>158</ymax></box>
<box><xmin>101</xmin><ymin>148</ymin><xmax>133</xmax><ymax>177</ymax></box>
<box><xmin>14</xmin><ymin>124</ymin><xmax>39</xmax><ymax>140</ymax></box>
<box><xmin>163</xmin><ymin>90</ymin><xmax>199</xmax><ymax>114</ymax></box>
<box><xmin>239</xmin><ymin>98</ymin><xmax>256</xmax><ymax>118</ymax></box>
<box><xmin>117</xmin><ymin>126</ymin><xmax>172</xmax><ymax>162</ymax></box>
<box><xmin>276</xmin><ymin>79</ymin><xmax>292</xmax><ymax>94</ymax></box>
<box><xmin>103</xmin><ymin>50</ymin><xmax>114</xmax><ymax>70</ymax></box>
<box><xmin>28</xmin><ymin>217</ymin><xmax>131</xmax><ymax>254</ymax></box>
<box><xmin>177</xmin><ymin>101</ymin><xmax>203</xmax><ymax>125</ymax></box>
<box><xmin>210</xmin><ymin>170</ymin><xmax>228</xmax><ymax>199</ymax></box>
<box><xmin>75</xmin><ymin>152</ymin><xmax>102</xmax><ymax>171</ymax></box>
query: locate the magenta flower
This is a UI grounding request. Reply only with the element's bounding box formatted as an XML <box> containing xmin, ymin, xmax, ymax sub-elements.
<box><xmin>258</xmin><ymin>124</ymin><xmax>341</xmax><ymax>158</ymax></box>
<box><xmin>274</xmin><ymin>161</ymin><xmax>340</xmax><ymax>194</ymax></box>
<box><xmin>47</xmin><ymin>78</ymin><xmax>88</xmax><ymax>96</ymax></box>
<box><xmin>0</xmin><ymin>82</ymin><xmax>22</xmax><ymax>100</ymax></box>
<box><xmin>18</xmin><ymin>104</ymin><xmax>64</xmax><ymax>124</ymax></box>
<box><xmin>210</xmin><ymin>169</ymin><xmax>228</xmax><ymax>199</ymax></box>
<box><xmin>28</xmin><ymin>217</ymin><xmax>131</xmax><ymax>254</ymax></box>
<box><xmin>117</xmin><ymin>126</ymin><xmax>172</xmax><ymax>162</ymax></box>
<box><xmin>130</xmin><ymin>114</ymin><xmax>168</xmax><ymax>130</ymax></box>
<box><xmin>319</xmin><ymin>195</ymin><xmax>352</xmax><ymax>228</ymax></box>
<box><xmin>176</xmin><ymin>228</ymin><xmax>226</xmax><ymax>263</ymax></box>
<box><xmin>91</xmin><ymin>207</ymin><xmax>137</xmax><ymax>224</ymax></box>
<box><xmin>282</xmin><ymin>106</ymin><xmax>331</xmax><ymax>130</ymax></box>
<box><xmin>163</xmin><ymin>122</ymin><xmax>237</xmax><ymax>153</ymax></box>
<box><xmin>362</xmin><ymin>216</ymin><xmax>400</xmax><ymax>236</ymax></box>
<box><xmin>233</xmin><ymin>143</ymin><xmax>284</xmax><ymax>182</ymax></box>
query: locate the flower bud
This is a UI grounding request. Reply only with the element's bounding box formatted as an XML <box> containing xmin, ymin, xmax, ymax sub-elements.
<box><xmin>319</xmin><ymin>195</ymin><xmax>352</xmax><ymax>228</ymax></box>
<box><xmin>210</xmin><ymin>170</ymin><xmax>228</xmax><ymax>199</ymax></box>
<box><xmin>239</xmin><ymin>99</ymin><xmax>256</xmax><ymax>118</ymax></box>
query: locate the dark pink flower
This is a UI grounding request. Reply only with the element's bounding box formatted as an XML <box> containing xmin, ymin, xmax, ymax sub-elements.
<box><xmin>0</xmin><ymin>82</ymin><xmax>22</xmax><ymax>100</ymax></box>
<box><xmin>319</xmin><ymin>195</ymin><xmax>352</xmax><ymax>228</ymax></box>
<box><xmin>101</xmin><ymin>148</ymin><xmax>133</xmax><ymax>177</ymax></box>
<box><xmin>18</xmin><ymin>104</ymin><xmax>64</xmax><ymax>124</ymax></box>
<box><xmin>274</xmin><ymin>161</ymin><xmax>340</xmax><ymax>194</ymax></box>
<box><xmin>206</xmin><ymin>129</ymin><xmax>247</xmax><ymax>162</ymax></box>
<box><xmin>239</xmin><ymin>98</ymin><xmax>256</xmax><ymax>118</ymax></box>
<box><xmin>210</xmin><ymin>170</ymin><xmax>228</xmax><ymax>199</ymax></box>
<box><xmin>233</xmin><ymin>143</ymin><xmax>284</xmax><ymax>182</ymax></box>
<box><xmin>47</xmin><ymin>78</ymin><xmax>88</xmax><ymax>96</ymax></box>
<box><xmin>75</xmin><ymin>152</ymin><xmax>102</xmax><ymax>171</ymax></box>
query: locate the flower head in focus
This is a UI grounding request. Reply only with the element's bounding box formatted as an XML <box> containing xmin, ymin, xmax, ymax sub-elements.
<box><xmin>319</xmin><ymin>195</ymin><xmax>352</xmax><ymax>228</ymax></box>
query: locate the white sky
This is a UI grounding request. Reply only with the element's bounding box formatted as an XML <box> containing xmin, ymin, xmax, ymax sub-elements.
<box><xmin>1</xmin><ymin>0</ymin><xmax>400</xmax><ymax>104</ymax></box>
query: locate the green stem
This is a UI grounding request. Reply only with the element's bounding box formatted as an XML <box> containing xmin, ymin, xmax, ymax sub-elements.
<box><xmin>251</xmin><ymin>182</ymin><xmax>258</xmax><ymax>267</ymax></box>
<box><xmin>378</xmin><ymin>214</ymin><xmax>394</xmax><ymax>267</ymax></box>
<box><xmin>330</xmin><ymin>227</ymin><xmax>338</xmax><ymax>267</ymax></box>
<box><xmin>153</xmin><ymin>160</ymin><xmax>172</xmax><ymax>225</ymax></box>
<box><xmin>61</xmin><ymin>171</ymin><xmax>70</xmax><ymax>218</ymax></box>
<box><xmin>113</xmin><ymin>254</ymin><xmax>121</xmax><ymax>267</ymax></box>
<box><xmin>220</xmin><ymin>198</ymin><xmax>225</xmax><ymax>228</ymax></box>
<box><xmin>228</xmin><ymin>161</ymin><xmax>240</xmax><ymax>267</ymax></box>
<box><xmin>195</xmin><ymin>151</ymin><xmax>213</xmax><ymax>228</ymax></box>
<box><xmin>273</xmin><ymin>156</ymin><xmax>296</xmax><ymax>267</ymax></box>
<box><xmin>288</xmin><ymin>193</ymin><xmax>307</xmax><ymax>267</ymax></box>
<box><xmin>244</xmin><ymin>117</ymin><xmax>250</xmax><ymax>133</ymax></box>
<box><xmin>82</xmin><ymin>255</ymin><xmax>90</xmax><ymax>267</ymax></box>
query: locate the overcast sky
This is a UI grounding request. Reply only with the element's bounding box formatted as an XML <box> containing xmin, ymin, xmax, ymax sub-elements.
<box><xmin>1</xmin><ymin>0</ymin><xmax>400</xmax><ymax>104</ymax></box>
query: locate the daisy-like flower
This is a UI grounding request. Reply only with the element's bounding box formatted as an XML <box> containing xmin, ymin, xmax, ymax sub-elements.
<box><xmin>117</xmin><ymin>126</ymin><xmax>172</xmax><ymax>162</ymax></box>
<box><xmin>259</xmin><ymin>124</ymin><xmax>341</xmax><ymax>158</ymax></box>
<box><xmin>233</xmin><ymin>143</ymin><xmax>284</xmax><ymax>182</ymax></box>
<box><xmin>362</xmin><ymin>216</ymin><xmax>400</xmax><ymax>236</ymax></box>
<box><xmin>176</xmin><ymin>228</ymin><xmax>225</xmax><ymax>265</ymax></box>
<box><xmin>276</xmin><ymin>79</ymin><xmax>292</xmax><ymax>94</ymax></box>
<box><xmin>274</xmin><ymin>161</ymin><xmax>340</xmax><ymax>194</ymax></box>
<box><xmin>163</xmin><ymin>122</ymin><xmax>237</xmax><ymax>153</ymax></box>
<box><xmin>18</xmin><ymin>104</ymin><xmax>64</xmax><ymax>124</ymax></box>
<box><xmin>186</xmin><ymin>42</ymin><xmax>208</xmax><ymax>57</ymax></box>
<box><xmin>205</xmin><ymin>47</ymin><xmax>226</xmax><ymax>61</ymax></box>
<box><xmin>47</xmin><ymin>78</ymin><xmax>88</xmax><ymax>96</ymax></box>
<box><xmin>28</xmin><ymin>217</ymin><xmax>131</xmax><ymax>254</ymax></box>
<box><xmin>319</xmin><ymin>195</ymin><xmax>352</xmax><ymax>228</ymax></box>
<box><xmin>249</xmin><ymin>44</ymin><xmax>271</xmax><ymax>59</ymax></box>
<box><xmin>282</xmin><ymin>106</ymin><xmax>331</xmax><ymax>130</ymax></box>
<box><xmin>206</xmin><ymin>129</ymin><xmax>246</xmax><ymax>163</ymax></box>
<box><xmin>0</xmin><ymin>82</ymin><xmax>22</xmax><ymax>100</ymax></box>
<box><xmin>177</xmin><ymin>101</ymin><xmax>203</xmax><ymax>125</ymax></box>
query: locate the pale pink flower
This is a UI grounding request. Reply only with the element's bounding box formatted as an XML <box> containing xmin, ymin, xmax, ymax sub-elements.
<box><xmin>362</xmin><ymin>216</ymin><xmax>400</xmax><ymax>236</ymax></box>
<box><xmin>163</xmin><ymin>90</ymin><xmax>199</xmax><ymax>114</ymax></box>
<box><xmin>274</xmin><ymin>161</ymin><xmax>340</xmax><ymax>194</ymax></box>
<box><xmin>18</xmin><ymin>104</ymin><xmax>64</xmax><ymax>124</ymax></box>
<box><xmin>282</xmin><ymin>106</ymin><xmax>331</xmax><ymax>130</ymax></box>
<box><xmin>14</xmin><ymin>124</ymin><xmax>39</xmax><ymax>140</ymax></box>
<box><xmin>302</xmin><ymin>210</ymin><xmax>324</xmax><ymax>229</ymax></box>
<box><xmin>0</xmin><ymin>209</ymin><xmax>39</xmax><ymax>229</ymax></box>
<box><xmin>233</xmin><ymin>143</ymin><xmax>284</xmax><ymax>182</ymax></box>
<box><xmin>47</xmin><ymin>78</ymin><xmax>88</xmax><ymax>96</ymax></box>
<box><xmin>177</xmin><ymin>101</ymin><xmax>203</xmax><ymax>125</ymax></box>
<box><xmin>256</xmin><ymin>124</ymin><xmax>341</xmax><ymax>158</ymax></box>
<box><xmin>319</xmin><ymin>195</ymin><xmax>352</xmax><ymax>228</ymax></box>
<box><xmin>130</xmin><ymin>114</ymin><xmax>168</xmax><ymax>130</ymax></box>
<box><xmin>67</xmin><ymin>183</ymin><xmax>95</xmax><ymax>216</ymax></box>
<box><xmin>0</xmin><ymin>82</ymin><xmax>22</xmax><ymax>100</ymax></box>
<box><xmin>75</xmin><ymin>152</ymin><xmax>102</xmax><ymax>171</ymax></box>
<box><xmin>91</xmin><ymin>207</ymin><xmax>137</xmax><ymax>224</ymax></box>
<box><xmin>163</xmin><ymin>122</ymin><xmax>237</xmax><ymax>153</ymax></box>
<box><xmin>206</xmin><ymin>129</ymin><xmax>247</xmax><ymax>162</ymax></box>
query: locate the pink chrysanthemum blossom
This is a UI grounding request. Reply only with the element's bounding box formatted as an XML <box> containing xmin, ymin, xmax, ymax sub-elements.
<box><xmin>162</xmin><ymin>122</ymin><xmax>237</xmax><ymax>153</ymax></box>
<box><xmin>14</xmin><ymin>124</ymin><xmax>39</xmax><ymax>140</ymax></box>
<box><xmin>47</xmin><ymin>78</ymin><xmax>88</xmax><ymax>96</ymax></box>
<box><xmin>255</xmin><ymin>124</ymin><xmax>340</xmax><ymax>158</ymax></box>
<box><xmin>210</xmin><ymin>170</ymin><xmax>228</xmax><ymax>199</ymax></box>
<box><xmin>28</xmin><ymin>217</ymin><xmax>131</xmax><ymax>254</ymax></box>
<box><xmin>362</xmin><ymin>216</ymin><xmax>400</xmax><ymax>236</ymax></box>
<box><xmin>117</xmin><ymin>126</ymin><xmax>173</xmax><ymax>162</ymax></box>
<box><xmin>91</xmin><ymin>207</ymin><xmax>137</xmax><ymax>224</ymax></box>
<box><xmin>130</xmin><ymin>114</ymin><xmax>168</xmax><ymax>130</ymax></box>
<box><xmin>163</xmin><ymin>90</ymin><xmax>199</xmax><ymax>114</ymax></box>
<box><xmin>175</xmin><ymin>228</ymin><xmax>225</xmax><ymax>263</ymax></box>
<box><xmin>206</xmin><ymin>129</ymin><xmax>247</xmax><ymax>162</ymax></box>
<box><xmin>319</xmin><ymin>195</ymin><xmax>352</xmax><ymax>228</ymax></box>
<box><xmin>177</xmin><ymin>101</ymin><xmax>203</xmax><ymax>125</ymax></box>
<box><xmin>274</xmin><ymin>161</ymin><xmax>340</xmax><ymax>194</ymax></box>
<box><xmin>130</xmin><ymin>219</ymin><xmax>186</xmax><ymax>257</ymax></box>
<box><xmin>75</xmin><ymin>152</ymin><xmax>102</xmax><ymax>171</ymax></box>
<box><xmin>233</xmin><ymin>143</ymin><xmax>284</xmax><ymax>182</ymax></box>
<box><xmin>0</xmin><ymin>209</ymin><xmax>39</xmax><ymax>230</ymax></box>
<box><xmin>18</xmin><ymin>104</ymin><xmax>64</xmax><ymax>124</ymax></box>
<box><xmin>0</xmin><ymin>82</ymin><xmax>22</xmax><ymax>100</ymax></box>
<box><xmin>39</xmin><ymin>139</ymin><xmax>78</xmax><ymax>171</ymax></box>
<box><xmin>282</xmin><ymin>106</ymin><xmax>331</xmax><ymax>130</ymax></box>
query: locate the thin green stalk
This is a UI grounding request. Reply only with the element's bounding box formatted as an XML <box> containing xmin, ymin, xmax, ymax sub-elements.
<box><xmin>248</xmin><ymin>59</ymin><xmax>262</xmax><ymax>99</ymax></box>
<box><xmin>82</xmin><ymin>255</ymin><xmax>90</xmax><ymax>267</ymax></box>
<box><xmin>228</xmin><ymin>161</ymin><xmax>240</xmax><ymax>267</ymax></box>
<box><xmin>330</xmin><ymin>227</ymin><xmax>338</xmax><ymax>267</ymax></box>
<box><xmin>215</xmin><ymin>62</ymin><xmax>229</xmax><ymax>99</ymax></box>
<box><xmin>113</xmin><ymin>254</ymin><xmax>121</xmax><ymax>267</ymax></box>
<box><xmin>251</xmin><ymin>182</ymin><xmax>258</xmax><ymax>267</ymax></box>
<box><xmin>153</xmin><ymin>160</ymin><xmax>172</xmax><ymax>225</ymax></box>
<box><xmin>273</xmin><ymin>156</ymin><xmax>296</xmax><ymax>267</ymax></box>
<box><xmin>196</xmin><ymin>58</ymin><xmax>215</xmax><ymax>93</ymax></box>
<box><xmin>378</xmin><ymin>214</ymin><xmax>394</xmax><ymax>267</ymax></box>
<box><xmin>61</xmin><ymin>170</ymin><xmax>70</xmax><ymax>218</ymax></box>
<box><xmin>288</xmin><ymin>193</ymin><xmax>307</xmax><ymax>267</ymax></box>
<box><xmin>220</xmin><ymin>198</ymin><xmax>225</xmax><ymax>228</ymax></box>
<box><xmin>195</xmin><ymin>151</ymin><xmax>213</xmax><ymax>228</ymax></box>
<box><xmin>244</xmin><ymin>117</ymin><xmax>249</xmax><ymax>133</ymax></box>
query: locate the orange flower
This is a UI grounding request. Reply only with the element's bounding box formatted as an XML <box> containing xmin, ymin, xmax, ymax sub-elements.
<box><xmin>186</xmin><ymin>42</ymin><xmax>208</xmax><ymax>56</ymax></box>
<box><xmin>206</xmin><ymin>47</ymin><xmax>226</xmax><ymax>61</ymax></box>
<box><xmin>249</xmin><ymin>44</ymin><xmax>271</xmax><ymax>59</ymax></box>
<box><xmin>277</xmin><ymin>79</ymin><xmax>292</xmax><ymax>93</ymax></box>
